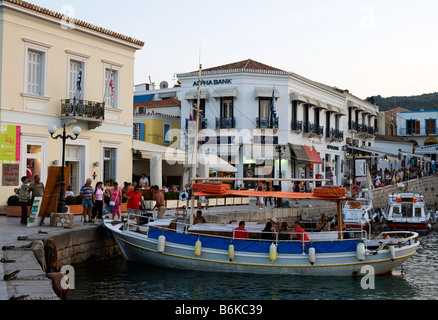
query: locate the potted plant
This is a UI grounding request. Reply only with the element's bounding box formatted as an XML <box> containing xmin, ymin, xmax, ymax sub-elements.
<box><xmin>6</xmin><ymin>195</ymin><xmax>30</xmax><ymax>217</ymax></box>
<box><xmin>66</xmin><ymin>195</ymin><xmax>83</xmax><ymax>215</ymax></box>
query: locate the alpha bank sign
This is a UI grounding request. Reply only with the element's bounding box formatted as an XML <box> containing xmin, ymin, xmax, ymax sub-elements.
<box><xmin>193</xmin><ymin>79</ymin><xmax>233</xmax><ymax>86</ymax></box>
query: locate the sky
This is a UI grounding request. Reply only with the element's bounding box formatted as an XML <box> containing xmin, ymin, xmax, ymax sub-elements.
<box><xmin>30</xmin><ymin>0</ymin><xmax>438</xmax><ymax>99</ymax></box>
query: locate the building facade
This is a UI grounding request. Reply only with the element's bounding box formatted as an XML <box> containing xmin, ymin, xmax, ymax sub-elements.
<box><xmin>0</xmin><ymin>0</ymin><xmax>143</xmax><ymax>204</ymax></box>
<box><xmin>177</xmin><ymin>59</ymin><xmax>380</xmax><ymax>191</ymax></box>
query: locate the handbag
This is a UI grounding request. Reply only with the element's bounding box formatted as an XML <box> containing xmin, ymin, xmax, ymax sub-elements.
<box><xmin>109</xmin><ymin>190</ymin><xmax>120</xmax><ymax>207</ymax></box>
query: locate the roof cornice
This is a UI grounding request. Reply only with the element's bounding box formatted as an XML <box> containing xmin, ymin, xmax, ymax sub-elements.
<box><xmin>1</xmin><ymin>0</ymin><xmax>145</xmax><ymax>49</ymax></box>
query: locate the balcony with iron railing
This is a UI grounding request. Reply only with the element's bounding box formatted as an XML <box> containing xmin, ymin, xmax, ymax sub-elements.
<box><xmin>256</xmin><ymin>117</ymin><xmax>278</xmax><ymax>129</ymax></box>
<box><xmin>291</xmin><ymin>120</ymin><xmax>303</xmax><ymax>133</ymax></box>
<box><xmin>303</xmin><ymin>122</ymin><xmax>324</xmax><ymax>137</ymax></box>
<box><xmin>326</xmin><ymin>128</ymin><xmax>344</xmax><ymax>141</ymax></box>
<box><xmin>216</xmin><ymin>117</ymin><xmax>236</xmax><ymax>129</ymax></box>
<box><xmin>61</xmin><ymin>99</ymin><xmax>105</xmax><ymax>129</ymax></box>
<box><xmin>399</xmin><ymin>127</ymin><xmax>438</xmax><ymax>136</ymax></box>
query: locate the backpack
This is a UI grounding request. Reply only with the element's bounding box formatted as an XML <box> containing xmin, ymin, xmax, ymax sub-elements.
<box><xmin>18</xmin><ymin>187</ymin><xmax>30</xmax><ymax>201</ymax></box>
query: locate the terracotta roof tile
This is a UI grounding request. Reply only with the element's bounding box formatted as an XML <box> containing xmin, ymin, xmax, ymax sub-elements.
<box><xmin>3</xmin><ymin>0</ymin><xmax>144</xmax><ymax>47</ymax></box>
<box><xmin>202</xmin><ymin>59</ymin><xmax>285</xmax><ymax>72</ymax></box>
<box><xmin>134</xmin><ymin>98</ymin><xmax>181</xmax><ymax>109</ymax></box>
<box><xmin>178</xmin><ymin>59</ymin><xmax>291</xmax><ymax>77</ymax></box>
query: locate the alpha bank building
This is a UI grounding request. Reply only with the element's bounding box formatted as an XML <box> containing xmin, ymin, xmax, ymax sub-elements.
<box><xmin>176</xmin><ymin>59</ymin><xmax>378</xmax><ymax>191</ymax></box>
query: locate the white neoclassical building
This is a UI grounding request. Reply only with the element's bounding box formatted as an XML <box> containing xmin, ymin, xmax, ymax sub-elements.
<box><xmin>0</xmin><ymin>0</ymin><xmax>144</xmax><ymax>206</ymax></box>
<box><xmin>176</xmin><ymin>59</ymin><xmax>380</xmax><ymax>191</ymax></box>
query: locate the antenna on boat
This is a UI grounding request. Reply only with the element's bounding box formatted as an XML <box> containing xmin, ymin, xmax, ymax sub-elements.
<box><xmin>189</xmin><ymin>63</ymin><xmax>203</xmax><ymax>226</ymax></box>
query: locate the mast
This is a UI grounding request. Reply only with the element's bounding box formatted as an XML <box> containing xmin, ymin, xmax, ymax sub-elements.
<box><xmin>189</xmin><ymin>64</ymin><xmax>202</xmax><ymax>226</ymax></box>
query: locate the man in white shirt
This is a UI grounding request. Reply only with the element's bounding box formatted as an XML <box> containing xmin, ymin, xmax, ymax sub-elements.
<box><xmin>139</xmin><ymin>174</ymin><xmax>149</xmax><ymax>187</ymax></box>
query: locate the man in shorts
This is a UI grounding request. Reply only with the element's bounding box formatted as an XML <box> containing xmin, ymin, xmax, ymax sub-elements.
<box><xmin>152</xmin><ymin>185</ymin><xmax>166</xmax><ymax>219</ymax></box>
<box><xmin>80</xmin><ymin>178</ymin><xmax>94</xmax><ymax>223</ymax></box>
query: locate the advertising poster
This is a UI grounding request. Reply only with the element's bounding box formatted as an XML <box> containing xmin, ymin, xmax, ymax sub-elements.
<box><xmin>0</xmin><ymin>124</ymin><xmax>21</xmax><ymax>164</ymax></box>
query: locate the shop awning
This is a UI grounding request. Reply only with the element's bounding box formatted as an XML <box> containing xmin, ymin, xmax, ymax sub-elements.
<box><xmin>303</xmin><ymin>146</ymin><xmax>323</xmax><ymax>165</ymax></box>
<box><xmin>289</xmin><ymin>144</ymin><xmax>310</xmax><ymax>163</ymax></box>
<box><xmin>198</xmin><ymin>154</ymin><xmax>238</xmax><ymax>173</ymax></box>
<box><xmin>133</xmin><ymin>140</ymin><xmax>187</xmax><ymax>163</ymax></box>
<box><xmin>211</xmin><ymin>88</ymin><xmax>238</xmax><ymax>99</ymax></box>
<box><xmin>133</xmin><ymin>140</ymin><xmax>238</xmax><ymax>172</ymax></box>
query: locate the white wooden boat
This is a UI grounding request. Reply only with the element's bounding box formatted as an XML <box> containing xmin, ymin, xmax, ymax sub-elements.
<box><xmin>379</xmin><ymin>192</ymin><xmax>437</xmax><ymax>233</ymax></box>
<box><xmin>104</xmin><ymin>216</ymin><xmax>419</xmax><ymax>276</ymax></box>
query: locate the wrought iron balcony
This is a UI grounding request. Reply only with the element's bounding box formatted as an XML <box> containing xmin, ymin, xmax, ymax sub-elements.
<box><xmin>216</xmin><ymin>117</ymin><xmax>236</xmax><ymax>129</ymax></box>
<box><xmin>326</xmin><ymin>128</ymin><xmax>344</xmax><ymax>141</ymax></box>
<box><xmin>291</xmin><ymin>120</ymin><xmax>303</xmax><ymax>133</ymax></box>
<box><xmin>257</xmin><ymin>117</ymin><xmax>278</xmax><ymax>129</ymax></box>
<box><xmin>61</xmin><ymin>99</ymin><xmax>105</xmax><ymax>129</ymax></box>
<box><xmin>303</xmin><ymin>122</ymin><xmax>323</xmax><ymax>137</ymax></box>
<box><xmin>399</xmin><ymin>127</ymin><xmax>437</xmax><ymax>136</ymax></box>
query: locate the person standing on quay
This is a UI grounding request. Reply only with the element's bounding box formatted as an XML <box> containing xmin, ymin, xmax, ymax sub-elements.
<box><xmin>93</xmin><ymin>181</ymin><xmax>104</xmax><ymax>222</ymax></box>
<box><xmin>29</xmin><ymin>175</ymin><xmax>44</xmax><ymax>206</ymax></box>
<box><xmin>18</xmin><ymin>176</ymin><xmax>31</xmax><ymax>225</ymax></box>
<box><xmin>110</xmin><ymin>182</ymin><xmax>123</xmax><ymax>220</ymax></box>
<box><xmin>80</xmin><ymin>178</ymin><xmax>94</xmax><ymax>223</ymax></box>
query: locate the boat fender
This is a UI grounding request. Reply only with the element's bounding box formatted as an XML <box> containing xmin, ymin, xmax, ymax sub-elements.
<box><xmin>308</xmin><ymin>247</ymin><xmax>316</xmax><ymax>265</ymax></box>
<box><xmin>356</xmin><ymin>243</ymin><xmax>366</xmax><ymax>261</ymax></box>
<box><xmin>269</xmin><ymin>243</ymin><xmax>277</xmax><ymax>263</ymax></box>
<box><xmin>195</xmin><ymin>240</ymin><xmax>202</xmax><ymax>257</ymax></box>
<box><xmin>389</xmin><ymin>245</ymin><xmax>396</xmax><ymax>262</ymax></box>
<box><xmin>228</xmin><ymin>244</ymin><xmax>235</xmax><ymax>262</ymax></box>
<box><xmin>157</xmin><ymin>235</ymin><xmax>166</xmax><ymax>253</ymax></box>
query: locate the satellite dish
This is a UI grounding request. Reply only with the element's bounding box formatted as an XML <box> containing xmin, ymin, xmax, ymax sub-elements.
<box><xmin>160</xmin><ymin>81</ymin><xmax>169</xmax><ymax>89</ymax></box>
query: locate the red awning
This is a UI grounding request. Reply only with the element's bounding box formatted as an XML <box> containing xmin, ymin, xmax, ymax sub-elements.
<box><xmin>303</xmin><ymin>146</ymin><xmax>323</xmax><ymax>165</ymax></box>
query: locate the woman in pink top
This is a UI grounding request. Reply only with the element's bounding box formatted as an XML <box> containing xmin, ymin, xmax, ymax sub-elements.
<box><xmin>110</xmin><ymin>182</ymin><xmax>123</xmax><ymax>219</ymax></box>
<box><xmin>92</xmin><ymin>181</ymin><xmax>104</xmax><ymax>222</ymax></box>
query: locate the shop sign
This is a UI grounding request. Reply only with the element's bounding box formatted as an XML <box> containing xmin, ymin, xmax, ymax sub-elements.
<box><xmin>193</xmin><ymin>79</ymin><xmax>232</xmax><ymax>86</ymax></box>
<box><xmin>253</xmin><ymin>136</ymin><xmax>279</xmax><ymax>145</ymax></box>
<box><xmin>0</xmin><ymin>124</ymin><xmax>21</xmax><ymax>164</ymax></box>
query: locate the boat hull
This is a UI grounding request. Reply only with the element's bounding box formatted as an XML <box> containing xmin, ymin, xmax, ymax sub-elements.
<box><xmin>385</xmin><ymin>221</ymin><xmax>431</xmax><ymax>233</ymax></box>
<box><xmin>106</xmin><ymin>221</ymin><xmax>419</xmax><ymax>277</ymax></box>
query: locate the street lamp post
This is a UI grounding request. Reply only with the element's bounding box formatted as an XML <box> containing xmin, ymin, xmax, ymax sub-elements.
<box><xmin>48</xmin><ymin>124</ymin><xmax>81</xmax><ymax>213</ymax></box>
<box><xmin>275</xmin><ymin>145</ymin><xmax>286</xmax><ymax>207</ymax></box>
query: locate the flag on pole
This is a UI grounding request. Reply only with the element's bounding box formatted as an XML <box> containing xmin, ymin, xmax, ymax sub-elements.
<box><xmin>109</xmin><ymin>72</ymin><xmax>115</xmax><ymax>101</ymax></box>
<box><xmin>270</xmin><ymin>89</ymin><xmax>277</xmax><ymax>121</ymax></box>
<box><xmin>76</xmin><ymin>68</ymin><xmax>82</xmax><ymax>99</ymax></box>
<box><xmin>189</xmin><ymin>113</ymin><xmax>195</xmax><ymax>125</ymax></box>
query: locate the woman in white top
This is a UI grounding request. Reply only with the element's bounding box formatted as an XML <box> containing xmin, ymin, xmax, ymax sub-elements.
<box><xmin>93</xmin><ymin>181</ymin><xmax>104</xmax><ymax>222</ymax></box>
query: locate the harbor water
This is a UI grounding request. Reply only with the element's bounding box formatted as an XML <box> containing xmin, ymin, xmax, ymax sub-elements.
<box><xmin>69</xmin><ymin>231</ymin><xmax>438</xmax><ymax>300</ymax></box>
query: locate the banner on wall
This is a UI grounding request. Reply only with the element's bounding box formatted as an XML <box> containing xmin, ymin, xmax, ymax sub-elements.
<box><xmin>0</xmin><ymin>124</ymin><xmax>21</xmax><ymax>164</ymax></box>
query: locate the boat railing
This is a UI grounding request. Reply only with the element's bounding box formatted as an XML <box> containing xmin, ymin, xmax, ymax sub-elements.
<box><xmin>124</xmin><ymin>213</ymin><xmax>368</xmax><ymax>246</ymax></box>
<box><xmin>373</xmin><ymin>231</ymin><xmax>419</xmax><ymax>252</ymax></box>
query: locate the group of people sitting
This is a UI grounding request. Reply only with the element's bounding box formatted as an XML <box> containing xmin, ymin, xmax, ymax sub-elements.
<box><xmin>192</xmin><ymin>212</ymin><xmax>310</xmax><ymax>242</ymax></box>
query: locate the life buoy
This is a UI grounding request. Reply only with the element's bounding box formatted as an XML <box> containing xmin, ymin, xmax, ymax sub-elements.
<box><xmin>351</xmin><ymin>185</ymin><xmax>360</xmax><ymax>195</ymax></box>
<box><xmin>179</xmin><ymin>192</ymin><xmax>188</xmax><ymax>201</ymax></box>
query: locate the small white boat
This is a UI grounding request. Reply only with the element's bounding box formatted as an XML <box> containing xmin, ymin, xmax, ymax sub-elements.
<box><xmin>379</xmin><ymin>192</ymin><xmax>437</xmax><ymax>233</ymax></box>
<box><xmin>343</xmin><ymin>197</ymin><xmax>375</xmax><ymax>230</ymax></box>
<box><xmin>104</xmin><ymin>215</ymin><xmax>419</xmax><ymax>276</ymax></box>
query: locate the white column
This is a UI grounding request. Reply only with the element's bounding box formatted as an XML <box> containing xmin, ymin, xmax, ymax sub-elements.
<box><xmin>150</xmin><ymin>155</ymin><xmax>162</xmax><ymax>187</ymax></box>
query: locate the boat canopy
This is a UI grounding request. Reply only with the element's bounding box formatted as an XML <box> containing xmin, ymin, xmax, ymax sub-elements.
<box><xmin>193</xmin><ymin>185</ymin><xmax>347</xmax><ymax>202</ymax></box>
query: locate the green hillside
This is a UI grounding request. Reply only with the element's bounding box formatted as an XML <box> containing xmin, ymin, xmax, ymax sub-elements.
<box><xmin>366</xmin><ymin>93</ymin><xmax>438</xmax><ymax>111</ymax></box>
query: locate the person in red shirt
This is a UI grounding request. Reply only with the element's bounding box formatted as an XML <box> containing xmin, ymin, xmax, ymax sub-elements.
<box><xmin>293</xmin><ymin>221</ymin><xmax>310</xmax><ymax>243</ymax></box>
<box><xmin>234</xmin><ymin>221</ymin><xmax>249</xmax><ymax>240</ymax></box>
<box><xmin>124</xmin><ymin>186</ymin><xmax>144</xmax><ymax>225</ymax></box>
